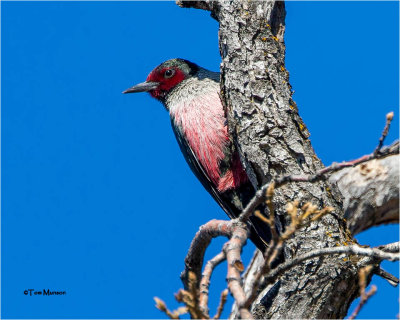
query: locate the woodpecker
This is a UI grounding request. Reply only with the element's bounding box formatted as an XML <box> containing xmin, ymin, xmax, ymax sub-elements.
<box><xmin>123</xmin><ymin>58</ymin><xmax>270</xmax><ymax>251</ymax></box>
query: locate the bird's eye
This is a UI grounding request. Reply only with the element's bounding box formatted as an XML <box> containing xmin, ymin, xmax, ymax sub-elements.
<box><xmin>164</xmin><ymin>69</ymin><xmax>175</xmax><ymax>78</ymax></box>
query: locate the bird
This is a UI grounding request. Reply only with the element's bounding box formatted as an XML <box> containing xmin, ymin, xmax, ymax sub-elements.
<box><xmin>123</xmin><ymin>58</ymin><xmax>271</xmax><ymax>251</ymax></box>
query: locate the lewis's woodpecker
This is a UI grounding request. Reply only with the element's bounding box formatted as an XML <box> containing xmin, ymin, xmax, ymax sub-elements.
<box><xmin>123</xmin><ymin>58</ymin><xmax>270</xmax><ymax>251</ymax></box>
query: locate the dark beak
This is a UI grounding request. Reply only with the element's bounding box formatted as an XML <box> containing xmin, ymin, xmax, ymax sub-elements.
<box><xmin>122</xmin><ymin>81</ymin><xmax>159</xmax><ymax>94</ymax></box>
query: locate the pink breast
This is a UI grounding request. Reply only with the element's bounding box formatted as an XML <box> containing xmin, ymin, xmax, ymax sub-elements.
<box><xmin>171</xmin><ymin>89</ymin><xmax>248</xmax><ymax>192</ymax></box>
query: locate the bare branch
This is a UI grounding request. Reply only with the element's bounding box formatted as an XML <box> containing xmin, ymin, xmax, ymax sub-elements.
<box><xmin>348</xmin><ymin>285</ymin><xmax>377</xmax><ymax>320</ymax></box>
<box><xmin>181</xmin><ymin>219</ymin><xmax>252</xmax><ymax>318</ymax></box>
<box><xmin>374</xmin><ymin>112</ymin><xmax>394</xmax><ymax>156</ymax></box>
<box><xmin>375</xmin><ymin>267</ymin><xmax>399</xmax><ymax>287</ymax></box>
<box><xmin>262</xmin><ymin>245</ymin><xmax>399</xmax><ymax>290</ymax></box>
<box><xmin>377</xmin><ymin>241</ymin><xmax>400</xmax><ymax>253</ymax></box>
<box><xmin>212</xmin><ymin>289</ymin><xmax>229</xmax><ymax>319</ymax></box>
<box><xmin>348</xmin><ymin>266</ymin><xmax>377</xmax><ymax>320</ymax></box>
<box><xmin>175</xmin><ymin>272</ymin><xmax>207</xmax><ymax>319</ymax></box>
<box><xmin>238</xmin><ymin>187</ymin><xmax>269</xmax><ymax>223</ymax></box>
<box><xmin>357</xmin><ymin>243</ymin><xmax>399</xmax><ymax>286</ymax></box>
<box><xmin>154</xmin><ymin>297</ymin><xmax>187</xmax><ymax>319</ymax></box>
<box><xmin>330</xmin><ymin>152</ymin><xmax>399</xmax><ymax>235</ymax></box>
<box><xmin>181</xmin><ymin>219</ymin><xmax>232</xmax><ymax>289</ymax></box>
<box><xmin>199</xmin><ymin>252</ymin><xmax>226</xmax><ymax>317</ymax></box>
<box><xmin>274</xmin><ymin>147</ymin><xmax>398</xmax><ymax>187</ymax></box>
<box><xmin>175</xmin><ymin>186</ymin><xmax>397</xmax><ymax>319</ymax></box>
<box><xmin>224</xmin><ymin>222</ymin><xmax>252</xmax><ymax>319</ymax></box>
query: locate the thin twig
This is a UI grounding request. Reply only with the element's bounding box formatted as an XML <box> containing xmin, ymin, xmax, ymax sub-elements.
<box><xmin>262</xmin><ymin>245</ymin><xmax>399</xmax><ymax>290</ymax></box>
<box><xmin>223</xmin><ymin>222</ymin><xmax>253</xmax><ymax>319</ymax></box>
<box><xmin>199</xmin><ymin>252</ymin><xmax>226</xmax><ymax>317</ymax></box>
<box><xmin>348</xmin><ymin>266</ymin><xmax>377</xmax><ymax>319</ymax></box>
<box><xmin>239</xmin><ymin>187</ymin><xmax>269</xmax><ymax>223</ymax></box>
<box><xmin>348</xmin><ymin>285</ymin><xmax>377</xmax><ymax>320</ymax></box>
<box><xmin>374</xmin><ymin>112</ymin><xmax>394</xmax><ymax>156</ymax></box>
<box><xmin>175</xmin><ymin>272</ymin><xmax>207</xmax><ymax>319</ymax></box>
<box><xmin>238</xmin><ymin>146</ymin><xmax>398</xmax><ymax>224</ymax></box>
<box><xmin>375</xmin><ymin>267</ymin><xmax>399</xmax><ymax>287</ymax></box>
<box><xmin>212</xmin><ymin>289</ymin><xmax>229</xmax><ymax>319</ymax></box>
<box><xmin>154</xmin><ymin>297</ymin><xmax>187</xmax><ymax>319</ymax></box>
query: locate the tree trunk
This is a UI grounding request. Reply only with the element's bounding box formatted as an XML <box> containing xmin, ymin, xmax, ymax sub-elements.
<box><xmin>177</xmin><ymin>1</ymin><xmax>398</xmax><ymax>318</ymax></box>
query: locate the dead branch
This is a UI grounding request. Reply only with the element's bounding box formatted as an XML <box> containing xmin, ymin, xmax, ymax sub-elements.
<box><xmin>377</xmin><ymin>241</ymin><xmax>400</xmax><ymax>253</ymax></box>
<box><xmin>348</xmin><ymin>266</ymin><xmax>378</xmax><ymax>320</ymax></box>
<box><xmin>158</xmin><ymin>193</ymin><xmax>397</xmax><ymax>319</ymax></box>
<box><xmin>212</xmin><ymin>289</ymin><xmax>228</xmax><ymax>319</ymax></box>
<box><xmin>261</xmin><ymin>243</ymin><xmax>399</xmax><ymax>290</ymax></box>
<box><xmin>374</xmin><ymin>267</ymin><xmax>399</xmax><ymax>287</ymax></box>
<box><xmin>223</xmin><ymin>222</ymin><xmax>251</xmax><ymax>319</ymax></box>
<box><xmin>199</xmin><ymin>252</ymin><xmax>226</xmax><ymax>317</ymax></box>
<box><xmin>330</xmin><ymin>151</ymin><xmax>399</xmax><ymax>235</ymax></box>
<box><xmin>374</xmin><ymin>112</ymin><xmax>394</xmax><ymax>156</ymax></box>
<box><xmin>181</xmin><ymin>219</ymin><xmax>232</xmax><ymax>290</ymax></box>
<box><xmin>154</xmin><ymin>297</ymin><xmax>187</xmax><ymax>319</ymax></box>
<box><xmin>175</xmin><ymin>271</ymin><xmax>206</xmax><ymax>319</ymax></box>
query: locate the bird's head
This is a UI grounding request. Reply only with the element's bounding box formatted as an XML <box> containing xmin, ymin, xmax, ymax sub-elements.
<box><xmin>123</xmin><ymin>58</ymin><xmax>199</xmax><ymax>101</ymax></box>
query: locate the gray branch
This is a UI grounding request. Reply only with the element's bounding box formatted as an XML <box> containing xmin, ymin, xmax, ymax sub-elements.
<box><xmin>329</xmin><ymin>153</ymin><xmax>399</xmax><ymax>235</ymax></box>
<box><xmin>262</xmin><ymin>243</ymin><xmax>399</xmax><ymax>287</ymax></box>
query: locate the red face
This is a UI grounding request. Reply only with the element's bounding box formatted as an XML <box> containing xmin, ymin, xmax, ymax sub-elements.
<box><xmin>146</xmin><ymin>67</ymin><xmax>186</xmax><ymax>99</ymax></box>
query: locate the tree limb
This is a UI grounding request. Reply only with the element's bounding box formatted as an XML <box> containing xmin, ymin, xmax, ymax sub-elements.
<box><xmin>199</xmin><ymin>252</ymin><xmax>226</xmax><ymax>317</ymax></box>
<box><xmin>262</xmin><ymin>243</ymin><xmax>399</xmax><ymax>289</ymax></box>
<box><xmin>330</xmin><ymin>150</ymin><xmax>399</xmax><ymax>235</ymax></box>
<box><xmin>181</xmin><ymin>219</ymin><xmax>232</xmax><ymax>289</ymax></box>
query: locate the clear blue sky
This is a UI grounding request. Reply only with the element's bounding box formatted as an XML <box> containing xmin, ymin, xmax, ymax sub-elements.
<box><xmin>2</xmin><ymin>1</ymin><xmax>398</xmax><ymax>319</ymax></box>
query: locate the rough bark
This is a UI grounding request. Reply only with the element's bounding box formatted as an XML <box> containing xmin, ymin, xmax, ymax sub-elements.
<box><xmin>177</xmin><ymin>1</ymin><xmax>398</xmax><ymax>318</ymax></box>
<box><xmin>330</xmin><ymin>154</ymin><xmax>399</xmax><ymax>235</ymax></box>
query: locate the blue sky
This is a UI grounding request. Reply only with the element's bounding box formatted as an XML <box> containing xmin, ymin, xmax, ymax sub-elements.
<box><xmin>2</xmin><ymin>1</ymin><xmax>398</xmax><ymax>319</ymax></box>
